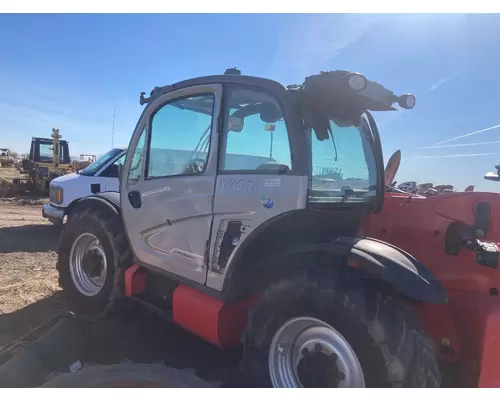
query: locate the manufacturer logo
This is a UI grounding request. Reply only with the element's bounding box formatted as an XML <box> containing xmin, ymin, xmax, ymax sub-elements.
<box><xmin>141</xmin><ymin>186</ymin><xmax>172</xmax><ymax>198</ymax></box>
<box><xmin>260</xmin><ymin>197</ymin><xmax>275</xmax><ymax>209</ymax></box>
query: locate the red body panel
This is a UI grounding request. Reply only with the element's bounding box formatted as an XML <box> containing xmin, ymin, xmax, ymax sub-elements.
<box><xmin>172</xmin><ymin>285</ymin><xmax>258</xmax><ymax>348</ymax></box>
<box><xmin>361</xmin><ymin>192</ymin><xmax>500</xmax><ymax>293</ymax></box>
<box><xmin>125</xmin><ymin>267</ymin><xmax>256</xmax><ymax>348</ymax></box>
<box><xmin>124</xmin><ymin>264</ymin><xmax>147</xmax><ymax>296</ymax></box>
<box><xmin>172</xmin><ymin>285</ymin><xmax>224</xmax><ymax>346</ymax></box>
<box><xmin>361</xmin><ymin>191</ymin><xmax>500</xmax><ymax>387</ymax></box>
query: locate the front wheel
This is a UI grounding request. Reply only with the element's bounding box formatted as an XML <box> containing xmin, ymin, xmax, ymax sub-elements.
<box><xmin>242</xmin><ymin>269</ymin><xmax>441</xmax><ymax>388</ymax></box>
<box><xmin>56</xmin><ymin>204</ymin><xmax>132</xmax><ymax>316</ymax></box>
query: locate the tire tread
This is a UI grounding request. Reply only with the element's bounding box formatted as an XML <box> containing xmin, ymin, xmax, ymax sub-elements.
<box><xmin>56</xmin><ymin>203</ymin><xmax>132</xmax><ymax>316</ymax></box>
<box><xmin>242</xmin><ymin>269</ymin><xmax>440</xmax><ymax>388</ymax></box>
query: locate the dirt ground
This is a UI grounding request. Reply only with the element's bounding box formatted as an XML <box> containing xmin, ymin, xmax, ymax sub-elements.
<box><xmin>0</xmin><ymin>198</ymin><xmax>241</xmax><ymax>387</ymax></box>
<box><xmin>0</xmin><ymin>167</ymin><xmax>20</xmax><ymax>182</ymax></box>
<box><xmin>0</xmin><ymin>168</ymin><xmax>19</xmax><ymax>198</ymax></box>
<box><xmin>0</xmin><ymin>197</ymin><xmax>58</xmax><ymax>317</ymax></box>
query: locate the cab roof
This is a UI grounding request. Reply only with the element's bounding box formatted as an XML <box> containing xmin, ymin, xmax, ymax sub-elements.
<box><xmin>142</xmin><ymin>73</ymin><xmax>287</xmax><ymax>106</ymax></box>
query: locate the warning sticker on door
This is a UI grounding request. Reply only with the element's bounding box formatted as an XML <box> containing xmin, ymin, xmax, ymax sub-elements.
<box><xmin>264</xmin><ymin>178</ymin><xmax>281</xmax><ymax>188</ymax></box>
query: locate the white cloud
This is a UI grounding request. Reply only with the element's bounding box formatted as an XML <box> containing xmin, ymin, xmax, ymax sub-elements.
<box><xmin>428</xmin><ymin>73</ymin><xmax>459</xmax><ymax>92</ymax></box>
<box><xmin>269</xmin><ymin>14</ymin><xmax>383</xmax><ymax>82</ymax></box>
<box><xmin>416</xmin><ymin>140</ymin><xmax>500</xmax><ymax>150</ymax></box>
<box><xmin>416</xmin><ymin>152</ymin><xmax>500</xmax><ymax>159</ymax></box>
<box><xmin>425</xmin><ymin>123</ymin><xmax>500</xmax><ymax>147</ymax></box>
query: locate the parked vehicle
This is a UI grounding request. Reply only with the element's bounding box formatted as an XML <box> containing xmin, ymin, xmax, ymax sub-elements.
<box><xmin>52</xmin><ymin>69</ymin><xmax>444</xmax><ymax>389</ymax></box>
<box><xmin>42</xmin><ymin>147</ymin><xmax>126</xmax><ymax>225</ymax></box>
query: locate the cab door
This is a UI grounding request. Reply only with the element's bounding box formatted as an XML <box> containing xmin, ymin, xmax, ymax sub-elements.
<box><xmin>120</xmin><ymin>85</ymin><xmax>222</xmax><ymax>284</ymax></box>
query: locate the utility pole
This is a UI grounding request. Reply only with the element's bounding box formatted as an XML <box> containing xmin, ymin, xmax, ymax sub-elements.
<box><xmin>111</xmin><ymin>108</ymin><xmax>116</xmax><ymax>148</ymax></box>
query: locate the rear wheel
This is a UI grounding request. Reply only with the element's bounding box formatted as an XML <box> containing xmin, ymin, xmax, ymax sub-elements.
<box><xmin>57</xmin><ymin>204</ymin><xmax>132</xmax><ymax>316</ymax></box>
<box><xmin>242</xmin><ymin>269</ymin><xmax>441</xmax><ymax>388</ymax></box>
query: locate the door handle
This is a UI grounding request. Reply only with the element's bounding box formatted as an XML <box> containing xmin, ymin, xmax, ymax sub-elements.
<box><xmin>128</xmin><ymin>190</ymin><xmax>142</xmax><ymax>209</ymax></box>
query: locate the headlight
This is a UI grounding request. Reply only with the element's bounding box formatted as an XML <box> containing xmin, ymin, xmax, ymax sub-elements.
<box><xmin>347</xmin><ymin>73</ymin><xmax>367</xmax><ymax>91</ymax></box>
<box><xmin>50</xmin><ymin>186</ymin><xmax>63</xmax><ymax>205</ymax></box>
<box><xmin>398</xmin><ymin>94</ymin><xmax>416</xmax><ymax>109</ymax></box>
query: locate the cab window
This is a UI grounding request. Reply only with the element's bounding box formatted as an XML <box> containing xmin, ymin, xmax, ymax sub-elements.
<box><xmin>309</xmin><ymin>114</ymin><xmax>377</xmax><ymax>204</ymax></box>
<box><xmin>146</xmin><ymin>94</ymin><xmax>215</xmax><ymax>179</ymax></box>
<box><xmin>219</xmin><ymin>86</ymin><xmax>292</xmax><ymax>174</ymax></box>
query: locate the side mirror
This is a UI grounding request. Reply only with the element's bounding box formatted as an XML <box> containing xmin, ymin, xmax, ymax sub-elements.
<box><xmin>228</xmin><ymin>116</ymin><xmax>244</xmax><ymax>132</ymax></box>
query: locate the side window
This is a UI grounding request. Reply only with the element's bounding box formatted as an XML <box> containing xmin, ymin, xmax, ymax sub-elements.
<box><xmin>220</xmin><ymin>87</ymin><xmax>292</xmax><ymax>174</ymax></box>
<box><xmin>127</xmin><ymin>127</ymin><xmax>146</xmax><ymax>186</ymax></box>
<box><xmin>39</xmin><ymin>144</ymin><xmax>53</xmax><ymax>162</ymax></box>
<box><xmin>100</xmin><ymin>153</ymin><xmax>126</xmax><ymax>178</ymax></box>
<box><xmin>147</xmin><ymin>94</ymin><xmax>214</xmax><ymax>179</ymax></box>
<box><xmin>309</xmin><ymin>116</ymin><xmax>377</xmax><ymax>204</ymax></box>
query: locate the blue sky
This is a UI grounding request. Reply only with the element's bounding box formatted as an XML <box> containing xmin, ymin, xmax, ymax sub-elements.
<box><xmin>1</xmin><ymin>13</ymin><xmax>500</xmax><ymax>191</ymax></box>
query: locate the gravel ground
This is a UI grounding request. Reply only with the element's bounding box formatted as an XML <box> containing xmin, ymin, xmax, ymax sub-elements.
<box><xmin>0</xmin><ymin>199</ymin><xmax>242</xmax><ymax>387</ymax></box>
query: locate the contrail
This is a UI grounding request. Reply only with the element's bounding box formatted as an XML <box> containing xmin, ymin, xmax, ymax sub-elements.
<box><xmin>417</xmin><ymin>140</ymin><xmax>500</xmax><ymax>150</ymax></box>
<box><xmin>429</xmin><ymin>124</ymin><xmax>500</xmax><ymax>147</ymax></box>
<box><xmin>429</xmin><ymin>75</ymin><xmax>456</xmax><ymax>92</ymax></box>
<box><xmin>417</xmin><ymin>152</ymin><xmax>500</xmax><ymax>159</ymax></box>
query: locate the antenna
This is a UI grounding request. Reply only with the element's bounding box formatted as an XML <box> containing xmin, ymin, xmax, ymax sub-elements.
<box><xmin>111</xmin><ymin>108</ymin><xmax>115</xmax><ymax>148</ymax></box>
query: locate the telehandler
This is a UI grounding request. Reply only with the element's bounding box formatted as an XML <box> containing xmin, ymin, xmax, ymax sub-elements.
<box><xmin>53</xmin><ymin>69</ymin><xmax>445</xmax><ymax>388</ymax></box>
<box><xmin>2</xmin><ymin>69</ymin><xmax>448</xmax><ymax>388</ymax></box>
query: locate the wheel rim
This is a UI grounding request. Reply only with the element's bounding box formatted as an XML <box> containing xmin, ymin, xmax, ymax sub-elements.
<box><xmin>69</xmin><ymin>233</ymin><xmax>107</xmax><ymax>297</ymax></box>
<box><xmin>269</xmin><ymin>317</ymin><xmax>365</xmax><ymax>388</ymax></box>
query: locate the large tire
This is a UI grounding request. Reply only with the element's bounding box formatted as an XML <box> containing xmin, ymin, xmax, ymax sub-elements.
<box><xmin>242</xmin><ymin>268</ymin><xmax>440</xmax><ymax>388</ymax></box>
<box><xmin>41</xmin><ymin>363</ymin><xmax>218</xmax><ymax>388</ymax></box>
<box><xmin>56</xmin><ymin>204</ymin><xmax>132</xmax><ymax>316</ymax></box>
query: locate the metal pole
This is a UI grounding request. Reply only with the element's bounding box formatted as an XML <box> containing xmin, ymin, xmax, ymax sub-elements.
<box><xmin>51</xmin><ymin>128</ymin><xmax>60</xmax><ymax>170</ymax></box>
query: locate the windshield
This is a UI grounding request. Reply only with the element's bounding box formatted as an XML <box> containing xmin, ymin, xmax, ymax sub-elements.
<box><xmin>38</xmin><ymin>142</ymin><xmax>68</xmax><ymax>163</ymax></box>
<box><xmin>79</xmin><ymin>148</ymin><xmax>124</xmax><ymax>176</ymax></box>
<box><xmin>309</xmin><ymin>113</ymin><xmax>377</xmax><ymax>204</ymax></box>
